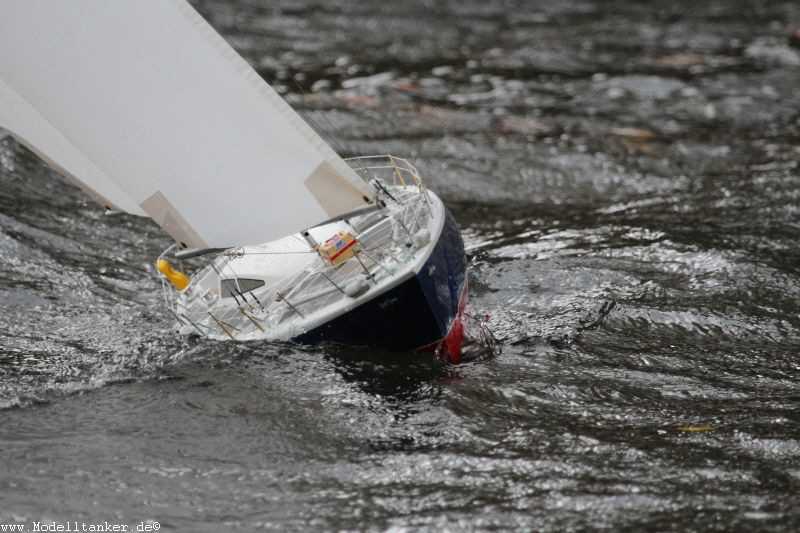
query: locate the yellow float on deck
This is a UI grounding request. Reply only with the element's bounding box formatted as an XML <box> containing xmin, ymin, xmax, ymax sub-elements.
<box><xmin>156</xmin><ymin>258</ymin><xmax>190</xmax><ymax>291</ymax></box>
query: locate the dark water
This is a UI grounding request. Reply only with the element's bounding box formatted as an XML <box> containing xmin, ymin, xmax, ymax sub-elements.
<box><xmin>2</xmin><ymin>0</ymin><xmax>800</xmax><ymax>530</ymax></box>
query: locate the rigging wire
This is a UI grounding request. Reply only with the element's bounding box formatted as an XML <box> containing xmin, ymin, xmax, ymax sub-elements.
<box><xmin>284</xmin><ymin>70</ymin><xmax>376</xmax><ymax>184</ymax></box>
<box><xmin>233</xmin><ymin>251</ymin><xmax>317</xmax><ymax>255</ymax></box>
<box><xmin>206</xmin><ymin>14</ymin><xmax>376</xmax><ymax>187</ymax></box>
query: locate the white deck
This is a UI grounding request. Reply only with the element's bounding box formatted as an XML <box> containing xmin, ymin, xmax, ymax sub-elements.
<box><xmin>159</xmin><ymin>157</ymin><xmax>444</xmax><ymax>343</ymax></box>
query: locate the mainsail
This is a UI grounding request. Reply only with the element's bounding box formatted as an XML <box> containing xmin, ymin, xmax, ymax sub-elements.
<box><xmin>0</xmin><ymin>0</ymin><xmax>373</xmax><ymax>248</ymax></box>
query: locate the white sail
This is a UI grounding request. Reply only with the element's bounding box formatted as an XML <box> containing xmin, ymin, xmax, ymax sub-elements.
<box><xmin>0</xmin><ymin>0</ymin><xmax>373</xmax><ymax>248</ymax></box>
<box><xmin>0</xmin><ymin>78</ymin><xmax>146</xmax><ymax>215</ymax></box>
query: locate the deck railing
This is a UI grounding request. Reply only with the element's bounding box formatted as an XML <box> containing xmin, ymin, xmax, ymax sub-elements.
<box><xmin>159</xmin><ymin>155</ymin><xmax>432</xmax><ymax>340</ymax></box>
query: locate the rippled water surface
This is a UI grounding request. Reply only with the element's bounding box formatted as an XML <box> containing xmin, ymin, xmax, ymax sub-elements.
<box><xmin>2</xmin><ymin>0</ymin><xmax>800</xmax><ymax>531</ymax></box>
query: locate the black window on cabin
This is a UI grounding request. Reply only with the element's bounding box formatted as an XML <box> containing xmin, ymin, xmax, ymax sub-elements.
<box><xmin>220</xmin><ymin>278</ymin><xmax>265</xmax><ymax>298</ymax></box>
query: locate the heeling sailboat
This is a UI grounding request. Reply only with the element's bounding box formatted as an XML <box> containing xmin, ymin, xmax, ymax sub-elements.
<box><xmin>0</xmin><ymin>0</ymin><xmax>468</xmax><ymax>362</ymax></box>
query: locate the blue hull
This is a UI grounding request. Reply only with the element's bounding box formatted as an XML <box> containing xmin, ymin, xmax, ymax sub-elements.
<box><xmin>292</xmin><ymin>208</ymin><xmax>467</xmax><ymax>353</ymax></box>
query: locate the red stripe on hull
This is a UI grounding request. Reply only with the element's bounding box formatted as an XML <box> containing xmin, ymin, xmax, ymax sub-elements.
<box><xmin>419</xmin><ymin>279</ymin><xmax>469</xmax><ymax>364</ymax></box>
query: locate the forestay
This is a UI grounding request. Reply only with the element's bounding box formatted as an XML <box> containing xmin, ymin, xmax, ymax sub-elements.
<box><xmin>0</xmin><ymin>0</ymin><xmax>373</xmax><ymax>248</ymax></box>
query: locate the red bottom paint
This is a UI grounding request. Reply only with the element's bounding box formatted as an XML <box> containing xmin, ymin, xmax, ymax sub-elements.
<box><xmin>420</xmin><ymin>281</ymin><xmax>469</xmax><ymax>364</ymax></box>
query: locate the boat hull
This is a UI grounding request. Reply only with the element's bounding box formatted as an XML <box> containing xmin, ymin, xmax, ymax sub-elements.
<box><xmin>292</xmin><ymin>207</ymin><xmax>467</xmax><ymax>362</ymax></box>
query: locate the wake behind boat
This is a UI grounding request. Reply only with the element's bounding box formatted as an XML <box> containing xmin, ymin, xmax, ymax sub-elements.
<box><xmin>0</xmin><ymin>1</ymin><xmax>468</xmax><ymax>362</ymax></box>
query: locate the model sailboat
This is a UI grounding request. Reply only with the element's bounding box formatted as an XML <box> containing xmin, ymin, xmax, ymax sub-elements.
<box><xmin>0</xmin><ymin>0</ymin><xmax>468</xmax><ymax>362</ymax></box>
